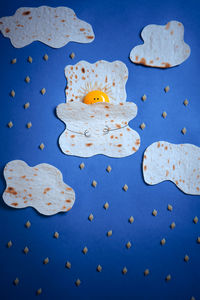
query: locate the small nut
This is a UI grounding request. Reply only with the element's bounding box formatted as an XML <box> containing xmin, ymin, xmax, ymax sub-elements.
<box><xmin>106</xmin><ymin>165</ymin><xmax>112</xmax><ymax>173</ymax></box>
<box><xmin>65</xmin><ymin>261</ymin><xmax>71</xmax><ymax>269</ymax></box>
<box><xmin>54</xmin><ymin>231</ymin><xmax>59</xmax><ymax>239</ymax></box>
<box><xmin>39</xmin><ymin>143</ymin><xmax>45</xmax><ymax>150</ymax></box>
<box><xmin>104</xmin><ymin>202</ymin><xmax>109</xmax><ymax>210</ymax></box>
<box><xmin>160</xmin><ymin>238</ymin><xmax>166</xmax><ymax>246</ymax></box>
<box><xmin>140</xmin><ymin>123</ymin><xmax>146</xmax><ymax>130</ymax></box>
<box><xmin>122</xmin><ymin>267</ymin><xmax>127</xmax><ymax>274</ymax></box>
<box><xmin>79</xmin><ymin>162</ymin><xmax>85</xmax><ymax>169</ymax></box>
<box><xmin>183</xmin><ymin>99</ymin><xmax>189</xmax><ymax>106</ymax></box>
<box><xmin>92</xmin><ymin>180</ymin><xmax>97</xmax><ymax>187</ymax></box>
<box><xmin>7</xmin><ymin>121</ymin><xmax>13</xmax><ymax>128</ymax></box>
<box><xmin>162</xmin><ymin>111</ymin><xmax>167</xmax><ymax>118</ymax></box>
<box><xmin>27</xmin><ymin>56</ymin><xmax>33</xmax><ymax>63</ymax></box>
<box><xmin>129</xmin><ymin>216</ymin><xmax>134</xmax><ymax>224</ymax></box>
<box><xmin>97</xmin><ymin>265</ymin><xmax>102</xmax><ymax>272</ymax></box>
<box><xmin>75</xmin><ymin>279</ymin><xmax>81</xmax><ymax>286</ymax></box>
<box><xmin>25</xmin><ymin>220</ymin><xmax>31</xmax><ymax>228</ymax></box>
<box><xmin>107</xmin><ymin>230</ymin><xmax>112</xmax><ymax>237</ymax></box>
<box><xmin>11</xmin><ymin>58</ymin><xmax>17</xmax><ymax>64</ymax></box>
<box><xmin>164</xmin><ymin>86</ymin><xmax>170</xmax><ymax>93</ymax></box>
<box><xmin>141</xmin><ymin>94</ymin><xmax>147</xmax><ymax>101</ymax></box>
<box><xmin>27</xmin><ymin>122</ymin><xmax>32</xmax><ymax>129</ymax></box>
<box><xmin>152</xmin><ymin>209</ymin><xmax>157</xmax><ymax>216</ymax></box>
<box><xmin>24</xmin><ymin>102</ymin><xmax>30</xmax><ymax>109</ymax></box>
<box><xmin>88</xmin><ymin>214</ymin><xmax>94</xmax><ymax>221</ymax></box>
<box><xmin>70</xmin><ymin>52</ymin><xmax>75</xmax><ymax>59</ymax></box>
<box><xmin>40</xmin><ymin>88</ymin><xmax>46</xmax><ymax>95</ymax></box>
<box><xmin>123</xmin><ymin>184</ymin><xmax>128</xmax><ymax>191</ymax></box>
<box><xmin>181</xmin><ymin>127</ymin><xmax>187</xmax><ymax>135</ymax></box>
<box><xmin>43</xmin><ymin>54</ymin><xmax>48</xmax><ymax>61</ymax></box>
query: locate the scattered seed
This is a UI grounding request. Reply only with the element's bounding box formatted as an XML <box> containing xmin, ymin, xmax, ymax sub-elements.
<box><xmin>82</xmin><ymin>246</ymin><xmax>88</xmax><ymax>254</ymax></box>
<box><xmin>170</xmin><ymin>222</ymin><xmax>176</xmax><ymax>229</ymax></box>
<box><xmin>165</xmin><ymin>274</ymin><xmax>171</xmax><ymax>281</ymax></box>
<box><xmin>123</xmin><ymin>184</ymin><xmax>128</xmax><ymax>191</ymax></box>
<box><xmin>10</xmin><ymin>90</ymin><xmax>15</xmax><ymax>97</ymax></box>
<box><xmin>54</xmin><ymin>231</ymin><xmax>59</xmax><ymax>239</ymax></box>
<box><xmin>23</xmin><ymin>246</ymin><xmax>29</xmax><ymax>254</ymax></box>
<box><xmin>27</xmin><ymin>122</ymin><xmax>32</xmax><ymax>129</ymax></box>
<box><xmin>126</xmin><ymin>241</ymin><xmax>131</xmax><ymax>249</ymax></box>
<box><xmin>7</xmin><ymin>121</ymin><xmax>13</xmax><ymax>128</ymax></box>
<box><xmin>36</xmin><ymin>288</ymin><xmax>42</xmax><ymax>295</ymax></box>
<box><xmin>25</xmin><ymin>76</ymin><xmax>30</xmax><ymax>83</ymax></box>
<box><xmin>104</xmin><ymin>202</ymin><xmax>109</xmax><ymax>210</ymax></box>
<box><xmin>92</xmin><ymin>180</ymin><xmax>97</xmax><ymax>187</ymax></box>
<box><xmin>197</xmin><ymin>237</ymin><xmax>200</xmax><ymax>244</ymax></box>
<box><xmin>43</xmin><ymin>54</ymin><xmax>48</xmax><ymax>61</ymax></box>
<box><xmin>107</xmin><ymin>230</ymin><xmax>112</xmax><ymax>237</ymax></box>
<box><xmin>181</xmin><ymin>127</ymin><xmax>187</xmax><ymax>135</ymax></box>
<box><xmin>141</xmin><ymin>94</ymin><xmax>147</xmax><ymax>101</ymax></box>
<box><xmin>140</xmin><ymin>123</ymin><xmax>146</xmax><ymax>130</ymax></box>
<box><xmin>65</xmin><ymin>261</ymin><xmax>71</xmax><ymax>269</ymax></box>
<box><xmin>13</xmin><ymin>278</ymin><xmax>19</xmax><ymax>285</ymax></box>
<box><xmin>70</xmin><ymin>52</ymin><xmax>75</xmax><ymax>59</ymax></box>
<box><xmin>122</xmin><ymin>267</ymin><xmax>127</xmax><ymax>275</ymax></box>
<box><xmin>11</xmin><ymin>58</ymin><xmax>17</xmax><ymax>64</ymax></box>
<box><xmin>152</xmin><ymin>209</ymin><xmax>157</xmax><ymax>216</ymax></box>
<box><xmin>7</xmin><ymin>240</ymin><xmax>12</xmax><ymax>248</ymax></box>
<box><xmin>193</xmin><ymin>216</ymin><xmax>198</xmax><ymax>224</ymax></box>
<box><xmin>75</xmin><ymin>279</ymin><xmax>81</xmax><ymax>286</ymax></box>
<box><xmin>24</xmin><ymin>102</ymin><xmax>30</xmax><ymax>109</ymax></box>
<box><xmin>129</xmin><ymin>216</ymin><xmax>134</xmax><ymax>224</ymax></box>
<box><xmin>106</xmin><ymin>165</ymin><xmax>112</xmax><ymax>173</ymax></box>
<box><xmin>25</xmin><ymin>220</ymin><xmax>31</xmax><ymax>228</ymax></box>
<box><xmin>184</xmin><ymin>255</ymin><xmax>189</xmax><ymax>262</ymax></box>
<box><xmin>79</xmin><ymin>162</ymin><xmax>85</xmax><ymax>169</ymax></box>
<box><xmin>162</xmin><ymin>111</ymin><xmax>167</xmax><ymax>118</ymax></box>
<box><xmin>97</xmin><ymin>265</ymin><xmax>102</xmax><ymax>272</ymax></box>
<box><xmin>27</xmin><ymin>56</ymin><xmax>33</xmax><ymax>63</ymax></box>
<box><xmin>39</xmin><ymin>143</ymin><xmax>45</xmax><ymax>150</ymax></box>
<box><xmin>40</xmin><ymin>88</ymin><xmax>46</xmax><ymax>95</ymax></box>
<box><xmin>167</xmin><ymin>204</ymin><xmax>173</xmax><ymax>211</ymax></box>
<box><xmin>183</xmin><ymin>99</ymin><xmax>189</xmax><ymax>106</ymax></box>
<box><xmin>43</xmin><ymin>257</ymin><xmax>49</xmax><ymax>264</ymax></box>
<box><xmin>144</xmin><ymin>269</ymin><xmax>150</xmax><ymax>276</ymax></box>
<box><xmin>88</xmin><ymin>214</ymin><xmax>94</xmax><ymax>221</ymax></box>
<box><xmin>164</xmin><ymin>86</ymin><xmax>170</xmax><ymax>93</ymax></box>
<box><xmin>190</xmin><ymin>297</ymin><xmax>196</xmax><ymax>300</ymax></box>
<box><xmin>160</xmin><ymin>238</ymin><xmax>166</xmax><ymax>246</ymax></box>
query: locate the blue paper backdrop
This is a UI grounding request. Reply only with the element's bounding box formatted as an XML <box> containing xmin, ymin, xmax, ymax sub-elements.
<box><xmin>0</xmin><ymin>0</ymin><xmax>200</xmax><ymax>299</ymax></box>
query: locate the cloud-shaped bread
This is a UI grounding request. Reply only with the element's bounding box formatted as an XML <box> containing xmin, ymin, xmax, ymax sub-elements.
<box><xmin>130</xmin><ymin>21</ymin><xmax>190</xmax><ymax>68</ymax></box>
<box><xmin>143</xmin><ymin>141</ymin><xmax>200</xmax><ymax>195</ymax></box>
<box><xmin>65</xmin><ymin>60</ymin><xmax>128</xmax><ymax>104</ymax></box>
<box><xmin>0</xmin><ymin>6</ymin><xmax>95</xmax><ymax>48</ymax></box>
<box><xmin>57</xmin><ymin>102</ymin><xmax>140</xmax><ymax>158</ymax></box>
<box><xmin>3</xmin><ymin>160</ymin><xmax>75</xmax><ymax>215</ymax></box>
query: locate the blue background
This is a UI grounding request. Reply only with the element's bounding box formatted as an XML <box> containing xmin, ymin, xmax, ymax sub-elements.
<box><xmin>0</xmin><ymin>0</ymin><xmax>200</xmax><ymax>299</ymax></box>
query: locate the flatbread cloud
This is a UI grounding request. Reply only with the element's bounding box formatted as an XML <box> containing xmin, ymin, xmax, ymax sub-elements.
<box><xmin>130</xmin><ymin>21</ymin><xmax>190</xmax><ymax>68</ymax></box>
<box><xmin>0</xmin><ymin>6</ymin><xmax>95</xmax><ymax>48</ymax></box>
<box><xmin>143</xmin><ymin>141</ymin><xmax>200</xmax><ymax>195</ymax></box>
<box><xmin>56</xmin><ymin>60</ymin><xmax>140</xmax><ymax>158</ymax></box>
<box><xmin>3</xmin><ymin>160</ymin><xmax>75</xmax><ymax>215</ymax></box>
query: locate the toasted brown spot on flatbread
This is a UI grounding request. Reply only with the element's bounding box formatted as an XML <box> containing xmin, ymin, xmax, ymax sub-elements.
<box><xmin>66</xmin><ymin>187</ymin><xmax>72</xmax><ymax>191</ymax></box>
<box><xmin>178</xmin><ymin>22</ymin><xmax>182</xmax><ymax>26</ymax></box>
<box><xmin>105</xmin><ymin>105</ymin><xmax>109</xmax><ymax>109</ymax></box>
<box><xmin>61</xmin><ymin>19</ymin><xmax>65</xmax><ymax>22</ymax></box>
<box><xmin>144</xmin><ymin>165</ymin><xmax>147</xmax><ymax>171</ymax></box>
<box><xmin>86</xmin><ymin>143</ymin><xmax>93</xmax><ymax>147</ymax></box>
<box><xmin>127</xmin><ymin>128</ymin><xmax>130</xmax><ymax>131</ymax></box>
<box><xmin>157</xmin><ymin>142</ymin><xmax>160</xmax><ymax>148</ymax></box>
<box><xmin>81</xmin><ymin>68</ymin><xmax>85</xmax><ymax>73</ymax></box>
<box><xmin>117</xmin><ymin>144</ymin><xmax>122</xmax><ymax>147</ymax></box>
<box><xmin>86</xmin><ymin>36</ymin><xmax>94</xmax><ymax>39</ymax></box>
<box><xmin>166</xmin><ymin>170</ymin><xmax>169</xmax><ymax>176</ymax></box>
<box><xmin>70</xmin><ymin>135</ymin><xmax>75</xmax><ymax>138</ymax></box>
<box><xmin>7</xmin><ymin>177</ymin><xmax>12</xmax><ymax>179</ymax></box>
<box><xmin>135</xmin><ymin>55</ymin><xmax>139</xmax><ymax>61</ymax></box>
<box><xmin>139</xmin><ymin>58</ymin><xmax>146</xmax><ymax>65</ymax></box>
<box><xmin>0</xmin><ymin>22</ymin><xmax>3</xmax><ymax>24</ymax></box>
<box><xmin>43</xmin><ymin>187</ymin><xmax>51</xmax><ymax>194</ymax></box>
<box><xmin>5</xmin><ymin>28</ymin><xmax>10</xmax><ymax>33</ymax></box>
<box><xmin>110</xmin><ymin>135</ymin><xmax>114</xmax><ymax>139</ymax></box>
<box><xmin>161</xmin><ymin>62</ymin><xmax>171</xmax><ymax>68</ymax></box>
<box><xmin>135</xmin><ymin>139</ymin><xmax>140</xmax><ymax>145</ymax></box>
<box><xmin>24</xmin><ymin>200</ymin><xmax>28</xmax><ymax>203</ymax></box>
<box><xmin>6</xmin><ymin>187</ymin><xmax>17</xmax><ymax>195</ymax></box>
<box><xmin>105</xmin><ymin>114</ymin><xmax>109</xmax><ymax>117</ymax></box>
<box><xmin>170</xmin><ymin>30</ymin><xmax>174</xmax><ymax>35</ymax></box>
<box><xmin>82</xmin><ymin>76</ymin><xmax>86</xmax><ymax>80</ymax></box>
<box><xmin>113</xmin><ymin>82</ymin><xmax>115</xmax><ymax>86</ymax></box>
<box><xmin>144</xmin><ymin>155</ymin><xmax>147</xmax><ymax>159</ymax></box>
<box><xmin>47</xmin><ymin>202</ymin><xmax>52</xmax><ymax>205</ymax></box>
<box><xmin>22</xmin><ymin>11</ymin><xmax>31</xmax><ymax>15</ymax></box>
<box><xmin>150</xmin><ymin>60</ymin><xmax>154</xmax><ymax>64</ymax></box>
<box><xmin>165</xmin><ymin>146</ymin><xmax>168</xmax><ymax>150</ymax></box>
<box><xmin>28</xmin><ymin>194</ymin><xmax>32</xmax><ymax>197</ymax></box>
<box><xmin>80</xmin><ymin>28</ymin><xmax>85</xmax><ymax>31</ymax></box>
<box><xmin>132</xmin><ymin>147</ymin><xmax>137</xmax><ymax>151</ymax></box>
<box><xmin>115</xmin><ymin>124</ymin><xmax>121</xmax><ymax>128</ymax></box>
<box><xmin>29</xmin><ymin>16</ymin><xmax>32</xmax><ymax>20</ymax></box>
<box><xmin>66</xmin><ymin>200</ymin><xmax>71</xmax><ymax>203</ymax></box>
<box><xmin>119</xmin><ymin>103</ymin><xmax>124</xmax><ymax>106</ymax></box>
<box><xmin>165</xmin><ymin>22</ymin><xmax>170</xmax><ymax>30</ymax></box>
<box><xmin>173</xmin><ymin>165</ymin><xmax>175</xmax><ymax>170</ymax></box>
<box><xmin>11</xmin><ymin>202</ymin><xmax>18</xmax><ymax>206</ymax></box>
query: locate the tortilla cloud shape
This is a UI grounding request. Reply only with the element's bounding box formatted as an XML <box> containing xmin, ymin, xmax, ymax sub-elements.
<box><xmin>65</xmin><ymin>60</ymin><xmax>128</xmax><ymax>104</ymax></box>
<box><xmin>0</xmin><ymin>6</ymin><xmax>95</xmax><ymax>48</ymax></box>
<box><xmin>57</xmin><ymin>102</ymin><xmax>140</xmax><ymax>157</ymax></box>
<box><xmin>3</xmin><ymin>160</ymin><xmax>75</xmax><ymax>215</ymax></box>
<box><xmin>143</xmin><ymin>142</ymin><xmax>200</xmax><ymax>195</ymax></box>
<box><xmin>130</xmin><ymin>21</ymin><xmax>190</xmax><ymax>68</ymax></box>
<box><xmin>57</xmin><ymin>60</ymin><xmax>140</xmax><ymax>158</ymax></box>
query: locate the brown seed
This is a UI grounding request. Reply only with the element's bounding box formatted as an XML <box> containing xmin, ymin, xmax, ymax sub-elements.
<box><xmin>10</xmin><ymin>90</ymin><xmax>15</xmax><ymax>97</ymax></box>
<box><xmin>88</xmin><ymin>214</ymin><xmax>94</xmax><ymax>221</ymax></box>
<box><xmin>25</xmin><ymin>220</ymin><xmax>31</xmax><ymax>228</ymax></box>
<box><xmin>165</xmin><ymin>274</ymin><xmax>171</xmax><ymax>281</ymax></box>
<box><xmin>183</xmin><ymin>99</ymin><xmax>189</xmax><ymax>106</ymax></box>
<box><xmin>167</xmin><ymin>204</ymin><xmax>173</xmax><ymax>211</ymax></box>
<box><xmin>129</xmin><ymin>216</ymin><xmax>134</xmax><ymax>224</ymax></box>
<box><xmin>11</xmin><ymin>58</ymin><xmax>17</xmax><ymax>64</ymax></box>
<box><xmin>193</xmin><ymin>216</ymin><xmax>198</xmax><ymax>224</ymax></box>
<box><xmin>152</xmin><ymin>209</ymin><xmax>157</xmax><ymax>216</ymax></box>
<box><xmin>36</xmin><ymin>288</ymin><xmax>42</xmax><ymax>295</ymax></box>
<box><xmin>40</xmin><ymin>88</ymin><xmax>46</xmax><ymax>95</ymax></box>
<box><xmin>82</xmin><ymin>247</ymin><xmax>88</xmax><ymax>254</ymax></box>
<box><xmin>140</xmin><ymin>123</ymin><xmax>146</xmax><ymax>130</ymax></box>
<box><xmin>170</xmin><ymin>222</ymin><xmax>176</xmax><ymax>229</ymax></box>
<box><xmin>162</xmin><ymin>111</ymin><xmax>167</xmax><ymax>118</ymax></box>
<box><xmin>160</xmin><ymin>238</ymin><xmax>166</xmax><ymax>246</ymax></box>
<box><xmin>123</xmin><ymin>184</ymin><xmax>128</xmax><ymax>191</ymax></box>
<box><xmin>126</xmin><ymin>241</ymin><xmax>131</xmax><ymax>249</ymax></box>
<box><xmin>27</xmin><ymin>122</ymin><xmax>32</xmax><ymax>129</ymax></box>
<box><xmin>7</xmin><ymin>240</ymin><xmax>12</xmax><ymax>248</ymax></box>
<box><xmin>141</xmin><ymin>94</ymin><xmax>147</xmax><ymax>101</ymax></box>
<box><xmin>13</xmin><ymin>278</ymin><xmax>19</xmax><ymax>285</ymax></box>
<box><xmin>7</xmin><ymin>121</ymin><xmax>13</xmax><ymax>128</ymax></box>
<box><xmin>65</xmin><ymin>261</ymin><xmax>71</xmax><ymax>269</ymax></box>
<box><xmin>104</xmin><ymin>202</ymin><xmax>109</xmax><ymax>210</ymax></box>
<box><xmin>164</xmin><ymin>86</ymin><xmax>170</xmax><ymax>93</ymax></box>
<box><xmin>43</xmin><ymin>54</ymin><xmax>48</xmax><ymax>61</ymax></box>
<box><xmin>23</xmin><ymin>246</ymin><xmax>29</xmax><ymax>254</ymax></box>
<box><xmin>43</xmin><ymin>257</ymin><xmax>49</xmax><ymax>264</ymax></box>
<box><xmin>70</xmin><ymin>52</ymin><xmax>75</xmax><ymax>59</ymax></box>
<box><xmin>24</xmin><ymin>102</ymin><xmax>30</xmax><ymax>109</ymax></box>
<box><xmin>79</xmin><ymin>162</ymin><xmax>85</xmax><ymax>169</ymax></box>
<box><xmin>181</xmin><ymin>127</ymin><xmax>187</xmax><ymax>135</ymax></box>
<box><xmin>25</xmin><ymin>76</ymin><xmax>30</xmax><ymax>83</ymax></box>
<box><xmin>92</xmin><ymin>180</ymin><xmax>97</xmax><ymax>187</ymax></box>
<box><xmin>27</xmin><ymin>56</ymin><xmax>33</xmax><ymax>63</ymax></box>
<box><xmin>122</xmin><ymin>267</ymin><xmax>127</xmax><ymax>274</ymax></box>
<box><xmin>54</xmin><ymin>231</ymin><xmax>59</xmax><ymax>239</ymax></box>
<box><xmin>106</xmin><ymin>165</ymin><xmax>112</xmax><ymax>173</ymax></box>
<box><xmin>107</xmin><ymin>230</ymin><xmax>112</xmax><ymax>237</ymax></box>
<box><xmin>97</xmin><ymin>265</ymin><xmax>102</xmax><ymax>272</ymax></box>
<box><xmin>184</xmin><ymin>255</ymin><xmax>189</xmax><ymax>262</ymax></box>
<box><xmin>75</xmin><ymin>279</ymin><xmax>81</xmax><ymax>286</ymax></box>
<box><xmin>39</xmin><ymin>143</ymin><xmax>45</xmax><ymax>150</ymax></box>
<box><xmin>144</xmin><ymin>269</ymin><xmax>150</xmax><ymax>276</ymax></box>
